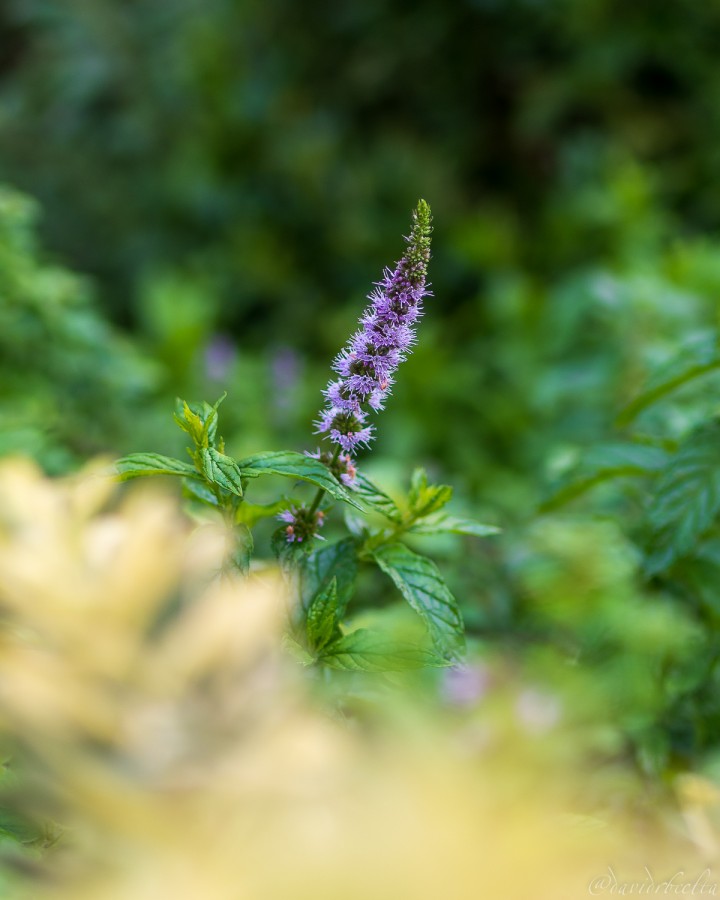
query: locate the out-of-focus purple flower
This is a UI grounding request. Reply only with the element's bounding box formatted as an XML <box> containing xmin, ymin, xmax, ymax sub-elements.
<box><xmin>306</xmin><ymin>449</ymin><xmax>357</xmax><ymax>487</ymax></box>
<box><xmin>271</xmin><ymin>346</ymin><xmax>301</xmax><ymax>412</ymax></box>
<box><xmin>277</xmin><ymin>505</ymin><xmax>326</xmax><ymax>544</ymax></box>
<box><xmin>315</xmin><ymin>200</ymin><xmax>432</xmax><ymax>468</ymax></box>
<box><xmin>442</xmin><ymin>663</ymin><xmax>491</xmax><ymax>708</ymax></box>
<box><xmin>204</xmin><ymin>334</ymin><xmax>237</xmax><ymax>382</ymax></box>
<box><xmin>515</xmin><ymin>688</ymin><xmax>562</xmax><ymax>734</ymax></box>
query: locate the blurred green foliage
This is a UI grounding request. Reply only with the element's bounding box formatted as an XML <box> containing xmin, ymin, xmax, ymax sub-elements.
<box><xmin>0</xmin><ymin>186</ymin><xmax>161</xmax><ymax>471</ymax></box>
<box><xmin>4</xmin><ymin>0</ymin><xmax>720</xmax><ymax>322</ymax></box>
<box><xmin>5</xmin><ymin>0</ymin><xmax>720</xmax><ymax>499</ymax></box>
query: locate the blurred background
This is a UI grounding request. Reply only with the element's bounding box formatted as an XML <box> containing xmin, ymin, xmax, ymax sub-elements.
<box><xmin>5</xmin><ymin>0</ymin><xmax>720</xmax><ymax>481</ymax></box>
<box><xmin>4</xmin><ymin>0</ymin><xmax>720</xmax><ymax>784</ymax></box>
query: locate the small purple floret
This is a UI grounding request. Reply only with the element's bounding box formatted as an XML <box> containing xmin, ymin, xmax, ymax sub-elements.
<box><xmin>442</xmin><ymin>664</ymin><xmax>491</xmax><ymax>708</ymax></box>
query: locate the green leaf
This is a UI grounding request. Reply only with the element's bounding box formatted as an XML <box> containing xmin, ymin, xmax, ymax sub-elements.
<box><xmin>343</xmin><ymin>508</ymin><xmax>370</xmax><ymax>538</ymax></box>
<box><xmin>352</xmin><ymin>473</ymin><xmax>403</xmax><ymax>522</ymax></box>
<box><xmin>197</xmin><ymin>394</ymin><xmax>227</xmax><ymax>447</ymax></box>
<box><xmin>281</xmin><ymin>634</ymin><xmax>315</xmax><ymax>667</ymax></box>
<box><xmin>300</xmin><ymin>538</ymin><xmax>357</xmax><ymax>619</ymax></box>
<box><xmin>675</xmin><ymin>548</ymin><xmax>720</xmax><ymax>622</ymax></box>
<box><xmin>541</xmin><ymin>443</ymin><xmax>670</xmax><ymax>511</ymax></box>
<box><xmin>199</xmin><ymin>447</ymin><xmax>245</xmax><ymax>497</ymax></box>
<box><xmin>173</xmin><ymin>394</ymin><xmax>227</xmax><ymax>448</ymax></box>
<box><xmin>230</xmin><ymin>523</ymin><xmax>253</xmax><ymax>574</ymax></box>
<box><xmin>182</xmin><ymin>478</ymin><xmax>220</xmax><ymax>507</ymax></box>
<box><xmin>618</xmin><ymin>333</ymin><xmax>720</xmax><ymax>425</ymax></box>
<box><xmin>116</xmin><ymin>453</ymin><xmax>200</xmax><ymax>481</ymax></box>
<box><xmin>318</xmin><ymin>628</ymin><xmax>448</xmax><ymax>671</ymax></box>
<box><xmin>0</xmin><ymin>809</ymin><xmax>43</xmax><ymax>845</ymax></box>
<box><xmin>644</xmin><ymin>421</ymin><xmax>720</xmax><ymax>575</ymax></box>
<box><xmin>236</xmin><ymin>451</ymin><xmax>363</xmax><ymax>509</ymax></box>
<box><xmin>306</xmin><ymin>577</ymin><xmax>340</xmax><ymax>652</ymax></box>
<box><xmin>199</xmin><ymin>407</ymin><xmax>218</xmax><ymax>448</ymax></box>
<box><xmin>408</xmin><ymin>467</ymin><xmax>453</xmax><ymax>518</ymax></box>
<box><xmin>372</xmin><ymin>543</ymin><xmax>465</xmax><ymax>659</ymax></box>
<box><xmin>173</xmin><ymin>400</ymin><xmax>206</xmax><ymax>446</ymax></box>
<box><xmin>236</xmin><ymin>498</ymin><xmax>287</xmax><ymax>527</ymax></box>
<box><xmin>409</xmin><ymin>514</ymin><xmax>500</xmax><ymax>537</ymax></box>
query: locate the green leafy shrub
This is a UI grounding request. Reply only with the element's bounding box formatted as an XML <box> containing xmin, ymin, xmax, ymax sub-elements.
<box><xmin>534</xmin><ymin>301</ymin><xmax>720</xmax><ymax>775</ymax></box>
<box><xmin>0</xmin><ymin>185</ymin><xmax>160</xmax><ymax>471</ymax></box>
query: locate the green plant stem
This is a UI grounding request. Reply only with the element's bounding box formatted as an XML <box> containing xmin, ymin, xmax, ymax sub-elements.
<box><xmin>308</xmin><ymin>446</ymin><xmax>341</xmax><ymax>515</ymax></box>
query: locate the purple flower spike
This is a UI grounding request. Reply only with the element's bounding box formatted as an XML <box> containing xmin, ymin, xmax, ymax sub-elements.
<box><xmin>315</xmin><ymin>200</ymin><xmax>432</xmax><ymax>466</ymax></box>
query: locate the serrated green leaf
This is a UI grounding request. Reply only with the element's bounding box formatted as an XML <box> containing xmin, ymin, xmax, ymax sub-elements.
<box><xmin>199</xmin><ymin>447</ymin><xmax>245</xmax><ymax>496</ymax></box>
<box><xmin>618</xmin><ymin>332</ymin><xmax>720</xmax><ymax>425</ymax></box>
<box><xmin>318</xmin><ymin>628</ymin><xmax>447</xmax><ymax>671</ymax></box>
<box><xmin>415</xmin><ymin>485</ymin><xmax>454</xmax><ymax>517</ymax></box>
<box><xmin>306</xmin><ymin>577</ymin><xmax>340</xmax><ymax>652</ymax></box>
<box><xmin>173</xmin><ymin>395</ymin><xmax>226</xmax><ymax>448</ymax></box>
<box><xmin>116</xmin><ymin>453</ymin><xmax>200</xmax><ymax>481</ymax></box>
<box><xmin>408</xmin><ymin>468</ymin><xmax>453</xmax><ymax>518</ymax></box>
<box><xmin>200</xmin><ymin>407</ymin><xmax>218</xmax><ymax>447</ymax></box>
<box><xmin>541</xmin><ymin>443</ymin><xmax>670</xmax><ymax>511</ymax></box>
<box><xmin>198</xmin><ymin>393</ymin><xmax>227</xmax><ymax>447</ymax></box>
<box><xmin>372</xmin><ymin>543</ymin><xmax>465</xmax><ymax>660</ymax></box>
<box><xmin>644</xmin><ymin>421</ymin><xmax>720</xmax><ymax>575</ymax></box>
<box><xmin>300</xmin><ymin>538</ymin><xmax>357</xmax><ymax>619</ymax></box>
<box><xmin>352</xmin><ymin>473</ymin><xmax>403</xmax><ymax>522</ymax></box>
<box><xmin>236</xmin><ymin>451</ymin><xmax>363</xmax><ymax>509</ymax></box>
<box><xmin>408</xmin><ymin>515</ymin><xmax>500</xmax><ymax>537</ymax></box>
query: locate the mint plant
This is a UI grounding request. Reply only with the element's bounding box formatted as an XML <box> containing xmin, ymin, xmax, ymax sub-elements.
<box><xmin>117</xmin><ymin>202</ymin><xmax>497</xmax><ymax>672</ymax></box>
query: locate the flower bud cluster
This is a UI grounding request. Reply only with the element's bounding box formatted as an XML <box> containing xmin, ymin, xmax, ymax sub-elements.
<box><xmin>306</xmin><ymin>448</ymin><xmax>357</xmax><ymax>486</ymax></box>
<box><xmin>277</xmin><ymin>506</ymin><xmax>326</xmax><ymax>544</ymax></box>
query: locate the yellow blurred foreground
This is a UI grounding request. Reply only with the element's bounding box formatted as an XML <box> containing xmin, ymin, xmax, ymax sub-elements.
<box><xmin>0</xmin><ymin>459</ymin><xmax>716</xmax><ymax>899</ymax></box>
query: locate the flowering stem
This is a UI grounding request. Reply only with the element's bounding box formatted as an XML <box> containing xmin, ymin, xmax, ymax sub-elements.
<box><xmin>308</xmin><ymin>445</ymin><xmax>341</xmax><ymax>516</ymax></box>
<box><xmin>278</xmin><ymin>202</ymin><xmax>431</xmax><ymax>546</ymax></box>
<box><xmin>314</xmin><ymin>199</ymin><xmax>432</xmax><ymax>455</ymax></box>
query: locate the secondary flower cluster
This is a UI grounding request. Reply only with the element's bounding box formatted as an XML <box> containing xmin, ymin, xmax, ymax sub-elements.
<box><xmin>277</xmin><ymin>200</ymin><xmax>432</xmax><ymax>544</ymax></box>
<box><xmin>306</xmin><ymin>448</ymin><xmax>357</xmax><ymax>487</ymax></box>
<box><xmin>278</xmin><ymin>506</ymin><xmax>325</xmax><ymax>543</ymax></box>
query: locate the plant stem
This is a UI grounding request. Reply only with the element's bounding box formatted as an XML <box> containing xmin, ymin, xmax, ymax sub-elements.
<box><xmin>308</xmin><ymin>446</ymin><xmax>341</xmax><ymax>515</ymax></box>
